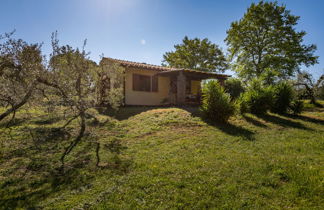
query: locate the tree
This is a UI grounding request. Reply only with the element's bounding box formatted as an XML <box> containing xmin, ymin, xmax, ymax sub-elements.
<box><xmin>295</xmin><ymin>71</ymin><xmax>324</xmax><ymax>105</ymax></box>
<box><xmin>226</xmin><ymin>1</ymin><xmax>318</xmax><ymax>81</ymax></box>
<box><xmin>162</xmin><ymin>36</ymin><xmax>228</xmax><ymax>72</ymax></box>
<box><xmin>97</xmin><ymin>58</ymin><xmax>125</xmax><ymax>108</ymax></box>
<box><xmin>1</xmin><ymin>31</ymin><xmax>125</xmax><ymax>170</ymax></box>
<box><xmin>0</xmin><ymin>32</ymin><xmax>45</xmax><ymax>122</ymax></box>
<box><xmin>317</xmin><ymin>75</ymin><xmax>324</xmax><ymax>100</ymax></box>
<box><xmin>47</xmin><ymin>33</ymin><xmax>125</xmax><ymax>169</ymax></box>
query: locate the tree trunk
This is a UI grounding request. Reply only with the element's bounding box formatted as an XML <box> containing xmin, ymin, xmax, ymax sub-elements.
<box><xmin>295</xmin><ymin>83</ymin><xmax>317</xmax><ymax>105</ymax></box>
<box><xmin>60</xmin><ymin>111</ymin><xmax>86</xmax><ymax>170</ymax></box>
<box><xmin>310</xmin><ymin>94</ymin><xmax>317</xmax><ymax>105</ymax></box>
<box><xmin>95</xmin><ymin>142</ymin><xmax>100</xmax><ymax>167</ymax></box>
<box><xmin>0</xmin><ymin>83</ymin><xmax>35</xmax><ymax>122</ymax></box>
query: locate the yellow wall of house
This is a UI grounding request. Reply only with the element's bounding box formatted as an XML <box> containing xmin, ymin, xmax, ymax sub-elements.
<box><xmin>191</xmin><ymin>80</ymin><xmax>201</xmax><ymax>95</ymax></box>
<box><xmin>125</xmin><ymin>68</ymin><xmax>170</xmax><ymax>105</ymax></box>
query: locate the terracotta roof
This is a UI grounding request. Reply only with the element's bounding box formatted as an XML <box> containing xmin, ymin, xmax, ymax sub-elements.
<box><xmin>157</xmin><ymin>69</ymin><xmax>230</xmax><ymax>79</ymax></box>
<box><xmin>101</xmin><ymin>57</ymin><xmax>180</xmax><ymax>71</ymax></box>
<box><xmin>101</xmin><ymin>57</ymin><xmax>230</xmax><ymax>78</ymax></box>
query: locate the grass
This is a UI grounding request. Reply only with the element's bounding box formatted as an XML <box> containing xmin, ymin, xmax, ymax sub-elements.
<box><xmin>0</xmin><ymin>101</ymin><xmax>323</xmax><ymax>209</ymax></box>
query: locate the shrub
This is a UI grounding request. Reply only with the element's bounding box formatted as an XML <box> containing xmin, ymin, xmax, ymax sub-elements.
<box><xmin>238</xmin><ymin>79</ymin><xmax>274</xmax><ymax>114</ymax></box>
<box><xmin>289</xmin><ymin>100</ymin><xmax>304</xmax><ymax>115</ymax></box>
<box><xmin>224</xmin><ymin>78</ymin><xmax>245</xmax><ymax>100</ymax></box>
<box><xmin>201</xmin><ymin>80</ymin><xmax>236</xmax><ymax>123</ymax></box>
<box><xmin>316</xmin><ymin>85</ymin><xmax>324</xmax><ymax>100</ymax></box>
<box><xmin>271</xmin><ymin>82</ymin><xmax>294</xmax><ymax>114</ymax></box>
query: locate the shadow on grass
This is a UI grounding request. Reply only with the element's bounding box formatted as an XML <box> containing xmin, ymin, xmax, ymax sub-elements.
<box><xmin>181</xmin><ymin>106</ymin><xmax>202</xmax><ymax>118</ymax></box>
<box><xmin>1</xmin><ymin>127</ymin><xmax>70</xmax><ymax>161</ymax></box>
<box><xmin>27</xmin><ymin>127</ymin><xmax>71</xmax><ymax>143</ymax></box>
<box><xmin>257</xmin><ymin>114</ymin><xmax>313</xmax><ymax>130</ymax></box>
<box><xmin>32</xmin><ymin>116</ymin><xmax>62</xmax><ymax>125</ymax></box>
<box><xmin>182</xmin><ymin>107</ymin><xmax>255</xmax><ymax>141</ymax></box>
<box><xmin>0</xmin><ymin>118</ymin><xmax>26</xmax><ymax>128</ymax></box>
<box><xmin>0</xmin><ymin>155</ymin><xmax>132</xmax><ymax>209</ymax></box>
<box><xmin>0</xmin><ymin>166</ymin><xmax>94</xmax><ymax>209</ymax></box>
<box><xmin>97</xmin><ymin>106</ymin><xmax>163</xmax><ymax>121</ymax></box>
<box><xmin>212</xmin><ymin>122</ymin><xmax>256</xmax><ymax>141</ymax></box>
<box><xmin>242</xmin><ymin>114</ymin><xmax>267</xmax><ymax>128</ymax></box>
<box><xmin>283</xmin><ymin>114</ymin><xmax>324</xmax><ymax>125</ymax></box>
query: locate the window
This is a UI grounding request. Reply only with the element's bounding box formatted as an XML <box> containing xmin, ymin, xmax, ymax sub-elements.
<box><xmin>133</xmin><ymin>74</ymin><xmax>158</xmax><ymax>92</ymax></box>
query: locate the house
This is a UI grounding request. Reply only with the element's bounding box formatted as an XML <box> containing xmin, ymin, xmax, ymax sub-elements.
<box><xmin>100</xmin><ymin>57</ymin><xmax>230</xmax><ymax>106</ymax></box>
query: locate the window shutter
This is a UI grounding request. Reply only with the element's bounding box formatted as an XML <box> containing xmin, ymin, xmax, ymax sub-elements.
<box><xmin>133</xmin><ymin>74</ymin><xmax>140</xmax><ymax>91</ymax></box>
<box><xmin>152</xmin><ymin>75</ymin><xmax>158</xmax><ymax>92</ymax></box>
<box><xmin>142</xmin><ymin>76</ymin><xmax>151</xmax><ymax>91</ymax></box>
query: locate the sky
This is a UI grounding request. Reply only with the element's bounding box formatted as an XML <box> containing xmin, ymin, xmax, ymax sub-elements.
<box><xmin>1</xmin><ymin>0</ymin><xmax>323</xmax><ymax>78</ymax></box>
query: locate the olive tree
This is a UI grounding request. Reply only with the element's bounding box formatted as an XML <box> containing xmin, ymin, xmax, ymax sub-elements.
<box><xmin>295</xmin><ymin>71</ymin><xmax>324</xmax><ymax>105</ymax></box>
<box><xmin>0</xmin><ymin>32</ymin><xmax>45</xmax><ymax>122</ymax></box>
<box><xmin>1</xmin><ymin>31</ymin><xmax>125</xmax><ymax>170</ymax></box>
<box><xmin>47</xmin><ymin>33</ymin><xmax>125</xmax><ymax>169</ymax></box>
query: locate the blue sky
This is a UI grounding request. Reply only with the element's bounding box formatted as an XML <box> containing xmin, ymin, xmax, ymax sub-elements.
<box><xmin>1</xmin><ymin>0</ymin><xmax>323</xmax><ymax>78</ymax></box>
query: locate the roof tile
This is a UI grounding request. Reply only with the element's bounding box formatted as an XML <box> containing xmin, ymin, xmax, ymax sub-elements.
<box><xmin>102</xmin><ymin>57</ymin><xmax>180</xmax><ymax>71</ymax></box>
<box><xmin>101</xmin><ymin>57</ymin><xmax>230</xmax><ymax>78</ymax></box>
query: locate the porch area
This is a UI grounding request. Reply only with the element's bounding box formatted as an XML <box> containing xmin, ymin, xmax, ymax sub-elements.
<box><xmin>156</xmin><ymin>69</ymin><xmax>229</xmax><ymax>105</ymax></box>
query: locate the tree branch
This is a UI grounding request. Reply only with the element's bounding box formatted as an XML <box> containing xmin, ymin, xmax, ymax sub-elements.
<box><xmin>0</xmin><ymin>81</ymin><xmax>37</xmax><ymax>122</ymax></box>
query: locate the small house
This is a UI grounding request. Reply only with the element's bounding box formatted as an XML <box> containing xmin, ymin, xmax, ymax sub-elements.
<box><xmin>100</xmin><ymin>57</ymin><xmax>230</xmax><ymax>106</ymax></box>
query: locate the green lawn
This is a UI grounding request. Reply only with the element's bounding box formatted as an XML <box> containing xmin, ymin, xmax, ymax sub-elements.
<box><xmin>0</xmin><ymin>102</ymin><xmax>323</xmax><ymax>209</ymax></box>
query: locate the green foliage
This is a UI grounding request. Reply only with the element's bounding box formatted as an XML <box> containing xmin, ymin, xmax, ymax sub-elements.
<box><xmin>296</xmin><ymin>71</ymin><xmax>324</xmax><ymax>105</ymax></box>
<box><xmin>201</xmin><ymin>80</ymin><xmax>236</xmax><ymax>122</ymax></box>
<box><xmin>271</xmin><ymin>82</ymin><xmax>295</xmax><ymax>114</ymax></box>
<box><xmin>226</xmin><ymin>1</ymin><xmax>318</xmax><ymax>81</ymax></box>
<box><xmin>239</xmin><ymin>79</ymin><xmax>274</xmax><ymax>114</ymax></box>
<box><xmin>317</xmin><ymin>85</ymin><xmax>324</xmax><ymax>100</ymax></box>
<box><xmin>162</xmin><ymin>36</ymin><xmax>227</xmax><ymax>72</ymax></box>
<box><xmin>97</xmin><ymin>60</ymin><xmax>125</xmax><ymax>109</ymax></box>
<box><xmin>0</xmin><ymin>33</ymin><xmax>45</xmax><ymax>121</ymax></box>
<box><xmin>224</xmin><ymin>78</ymin><xmax>245</xmax><ymax>100</ymax></box>
<box><xmin>290</xmin><ymin>100</ymin><xmax>304</xmax><ymax>115</ymax></box>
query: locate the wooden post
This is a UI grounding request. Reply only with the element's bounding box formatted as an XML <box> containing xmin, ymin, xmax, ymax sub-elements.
<box><xmin>177</xmin><ymin>71</ymin><xmax>186</xmax><ymax>105</ymax></box>
<box><xmin>218</xmin><ymin>78</ymin><xmax>225</xmax><ymax>86</ymax></box>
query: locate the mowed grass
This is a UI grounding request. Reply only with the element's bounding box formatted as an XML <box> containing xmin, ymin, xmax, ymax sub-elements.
<box><xmin>0</xmin><ymin>102</ymin><xmax>323</xmax><ymax>209</ymax></box>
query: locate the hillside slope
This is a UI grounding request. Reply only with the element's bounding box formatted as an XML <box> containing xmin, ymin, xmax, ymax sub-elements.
<box><xmin>0</xmin><ymin>106</ymin><xmax>323</xmax><ymax>209</ymax></box>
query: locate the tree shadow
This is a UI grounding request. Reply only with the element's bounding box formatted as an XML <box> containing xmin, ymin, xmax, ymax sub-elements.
<box><xmin>0</xmin><ymin>182</ymin><xmax>53</xmax><ymax>209</ymax></box>
<box><xmin>32</xmin><ymin>116</ymin><xmax>61</xmax><ymax>125</ymax></box>
<box><xmin>257</xmin><ymin>114</ymin><xmax>313</xmax><ymax>130</ymax></box>
<box><xmin>181</xmin><ymin>106</ymin><xmax>202</xmax><ymax>118</ymax></box>
<box><xmin>242</xmin><ymin>114</ymin><xmax>267</xmax><ymax>128</ymax></box>
<box><xmin>283</xmin><ymin>114</ymin><xmax>324</xmax><ymax>125</ymax></box>
<box><xmin>0</xmin><ymin>118</ymin><xmax>26</xmax><ymax>128</ymax></box>
<box><xmin>0</xmin><ymin>166</ymin><xmax>94</xmax><ymax>209</ymax></box>
<box><xmin>97</xmin><ymin>106</ymin><xmax>164</xmax><ymax>121</ymax></box>
<box><xmin>181</xmin><ymin>107</ymin><xmax>255</xmax><ymax>140</ymax></box>
<box><xmin>212</xmin><ymin>122</ymin><xmax>256</xmax><ymax>141</ymax></box>
<box><xmin>0</xmin><ymin>153</ymin><xmax>132</xmax><ymax>209</ymax></box>
<box><xmin>26</xmin><ymin>127</ymin><xmax>71</xmax><ymax>143</ymax></box>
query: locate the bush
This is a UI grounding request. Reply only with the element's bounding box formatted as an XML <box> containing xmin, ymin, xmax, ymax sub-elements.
<box><xmin>289</xmin><ymin>100</ymin><xmax>304</xmax><ymax>115</ymax></box>
<box><xmin>271</xmin><ymin>82</ymin><xmax>294</xmax><ymax>114</ymax></box>
<box><xmin>316</xmin><ymin>85</ymin><xmax>324</xmax><ymax>100</ymax></box>
<box><xmin>238</xmin><ymin>79</ymin><xmax>274</xmax><ymax>114</ymax></box>
<box><xmin>224</xmin><ymin>78</ymin><xmax>245</xmax><ymax>100</ymax></box>
<box><xmin>201</xmin><ymin>80</ymin><xmax>236</xmax><ymax>123</ymax></box>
